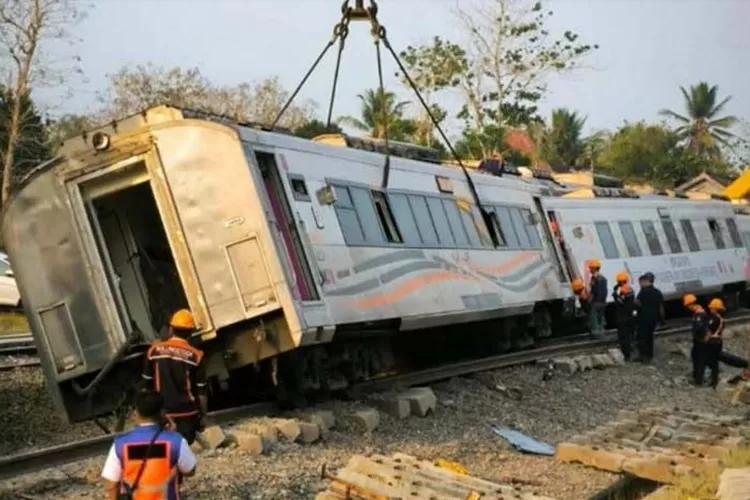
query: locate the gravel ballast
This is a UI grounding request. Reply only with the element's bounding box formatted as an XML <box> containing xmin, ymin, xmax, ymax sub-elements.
<box><xmin>1</xmin><ymin>329</ymin><xmax>749</xmax><ymax>499</ymax></box>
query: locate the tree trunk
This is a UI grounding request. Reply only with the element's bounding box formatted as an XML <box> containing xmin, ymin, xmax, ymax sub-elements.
<box><xmin>1</xmin><ymin>98</ymin><xmax>21</xmax><ymax>204</ymax></box>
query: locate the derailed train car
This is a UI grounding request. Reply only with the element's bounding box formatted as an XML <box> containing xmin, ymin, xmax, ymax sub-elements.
<box><xmin>3</xmin><ymin>106</ymin><xmax>575</xmax><ymax>423</ymax></box>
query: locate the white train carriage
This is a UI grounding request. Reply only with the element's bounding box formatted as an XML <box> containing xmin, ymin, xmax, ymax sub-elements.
<box><xmin>542</xmin><ymin>194</ymin><xmax>750</xmax><ymax>311</ymax></box>
<box><xmin>2</xmin><ymin>105</ymin><xmax>573</xmax><ymax>423</ymax></box>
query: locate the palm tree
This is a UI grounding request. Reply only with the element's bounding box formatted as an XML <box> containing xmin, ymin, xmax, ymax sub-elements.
<box><xmin>339</xmin><ymin>88</ymin><xmax>412</xmax><ymax>140</ymax></box>
<box><xmin>659</xmin><ymin>82</ymin><xmax>738</xmax><ymax>156</ymax></box>
<box><xmin>539</xmin><ymin>108</ymin><xmax>587</xmax><ymax>168</ymax></box>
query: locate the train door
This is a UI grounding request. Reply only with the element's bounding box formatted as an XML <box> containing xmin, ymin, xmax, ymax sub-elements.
<box><xmin>533</xmin><ymin>197</ymin><xmax>572</xmax><ymax>282</ymax></box>
<box><xmin>255</xmin><ymin>151</ymin><xmax>319</xmax><ymax>302</ymax></box>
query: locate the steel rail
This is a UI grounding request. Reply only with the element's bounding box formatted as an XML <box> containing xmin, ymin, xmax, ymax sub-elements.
<box><xmin>0</xmin><ymin>401</ymin><xmax>277</xmax><ymax>482</ymax></box>
<box><xmin>0</xmin><ymin>333</ymin><xmax>35</xmax><ymax>355</ymax></box>
<box><xmin>2</xmin><ymin>312</ymin><xmax>749</xmax><ymax>482</ymax></box>
<box><xmin>353</xmin><ymin>313</ymin><xmax>750</xmax><ymax>392</ymax></box>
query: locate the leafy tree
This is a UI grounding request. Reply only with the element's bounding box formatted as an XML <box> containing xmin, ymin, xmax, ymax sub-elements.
<box><xmin>0</xmin><ymin>89</ymin><xmax>49</xmax><ymax>185</ymax></box>
<box><xmin>292</xmin><ymin>119</ymin><xmax>342</xmax><ymax>139</ymax></box>
<box><xmin>659</xmin><ymin>82</ymin><xmax>738</xmax><ymax>156</ymax></box>
<box><xmin>398</xmin><ymin>0</ymin><xmax>597</xmax><ymax>157</ymax></box>
<box><xmin>538</xmin><ymin>108</ymin><xmax>587</xmax><ymax>168</ymax></box>
<box><xmin>99</xmin><ymin>64</ymin><xmax>316</xmax><ymax>130</ymax></box>
<box><xmin>0</xmin><ymin>0</ymin><xmax>84</xmax><ymax>202</ymax></box>
<box><xmin>596</xmin><ymin>122</ymin><xmax>732</xmax><ymax>188</ymax></box>
<box><xmin>453</xmin><ymin>124</ymin><xmax>507</xmax><ymax>160</ymax></box>
<box><xmin>338</xmin><ymin>88</ymin><xmax>416</xmax><ymax>141</ymax></box>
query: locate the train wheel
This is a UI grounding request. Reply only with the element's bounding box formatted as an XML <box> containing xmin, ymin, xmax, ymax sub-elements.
<box><xmin>531</xmin><ymin>306</ymin><xmax>552</xmax><ymax>339</ymax></box>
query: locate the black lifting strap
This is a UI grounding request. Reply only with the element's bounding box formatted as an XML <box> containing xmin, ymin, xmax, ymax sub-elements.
<box><xmin>273</xmin><ymin>0</ymin><xmax>489</xmax><ymax>238</ymax></box>
<box><xmin>372</xmin><ymin>20</ymin><xmax>488</xmax><ymax>225</ymax></box>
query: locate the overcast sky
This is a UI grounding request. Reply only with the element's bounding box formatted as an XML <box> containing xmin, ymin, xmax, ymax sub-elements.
<box><xmin>39</xmin><ymin>0</ymin><xmax>750</xmax><ymax>137</ymax></box>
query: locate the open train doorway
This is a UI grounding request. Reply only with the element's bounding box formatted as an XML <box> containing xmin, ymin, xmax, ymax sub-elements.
<box><xmin>82</xmin><ymin>167</ymin><xmax>189</xmax><ymax>341</ymax></box>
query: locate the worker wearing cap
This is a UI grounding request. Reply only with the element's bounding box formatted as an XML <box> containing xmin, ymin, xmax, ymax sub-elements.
<box><xmin>612</xmin><ymin>271</ymin><xmax>636</xmax><ymax>361</ymax></box>
<box><xmin>635</xmin><ymin>272</ymin><xmax>663</xmax><ymax>363</ymax></box>
<box><xmin>141</xmin><ymin>309</ymin><xmax>208</xmax><ymax>445</ymax></box>
<box><xmin>701</xmin><ymin>298</ymin><xmax>726</xmax><ymax>388</ymax></box>
<box><xmin>683</xmin><ymin>293</ymin><xmax>709</xmax><ymax>385</ymax></box>
<box><xmin>587</xmin><ymin>259</ymin><xmax>607</xmax><ymax>338</ymax></box>
<box><xmin>570</xmin><ymin>278</ymin><xmax>590</xmax><ymax>315</ymax></box>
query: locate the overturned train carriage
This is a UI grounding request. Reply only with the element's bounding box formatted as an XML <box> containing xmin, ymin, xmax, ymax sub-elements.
<box><xmin>3</xmin><ymin>105</ymin><xmax>573</xmax><ymax>423</ymax></box>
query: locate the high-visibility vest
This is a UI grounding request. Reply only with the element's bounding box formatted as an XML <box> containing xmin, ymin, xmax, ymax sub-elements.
<box><xmin>114</xmin><ymin>424</ymin><xmax>184</xmax><ymax>500</ymax></box>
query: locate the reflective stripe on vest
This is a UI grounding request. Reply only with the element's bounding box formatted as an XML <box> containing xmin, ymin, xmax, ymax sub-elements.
<box><xmin>114</xmin><ymin>425</ymin><xmax>183</xmax><ymax>500</ymax></box>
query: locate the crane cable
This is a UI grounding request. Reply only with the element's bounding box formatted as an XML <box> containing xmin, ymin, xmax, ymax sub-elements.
<box><xmin>272</xmin><ymin>0</ymin><xmax>491</xmax><ymax>241</ymax></box>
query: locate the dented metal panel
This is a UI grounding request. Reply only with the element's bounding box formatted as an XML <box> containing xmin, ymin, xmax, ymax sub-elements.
<box><xmin>1</xmin><ymin>168</ymin><xmax>113</xmax><ymax>387</ymax></box>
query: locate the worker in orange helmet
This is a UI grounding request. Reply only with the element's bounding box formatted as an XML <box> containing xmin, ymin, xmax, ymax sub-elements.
<box><xmin>587</xmin><ymin>259</ymin><xmax>607</xmax><ymax>338</ymax></box>
<box><xmin>612</xmin><ymin>271</ymin><xmax>636</xmax><ymax>361</ymax></box>
<box><xmin>683</xmin><ymin>293</ymin><xmax>709</xmax><ymax>385</ymax></box>
<box><xmin>141</xmin><ymin>309</ymin><xmax>208</xmax><ymax>446</ymax></box>
<box><xmin>701</xmin><ymin>298</ymin><xmax>725</xmax><ymax>388</ymax></box>
<box><xmin>570</xmin><ymin>278</ymin><xmax>590</xmax><ymax>316</ymax></box>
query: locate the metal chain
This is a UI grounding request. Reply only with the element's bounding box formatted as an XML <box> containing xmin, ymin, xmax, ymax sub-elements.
<box><xmin>326</xmin><ymin>20</ymin><xmax>351</xmax><ymax>128</ymax></box>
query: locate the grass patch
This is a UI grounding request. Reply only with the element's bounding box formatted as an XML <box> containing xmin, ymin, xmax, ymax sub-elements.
<box><xmin>0</xmin><ymin>310</ymin><xmax>29</xmax><ymax>334</ymax></box>
<box><xmin>649</xmin><ymin>446</ymin><xmax>750</xmax><ymax>500</ymax></box>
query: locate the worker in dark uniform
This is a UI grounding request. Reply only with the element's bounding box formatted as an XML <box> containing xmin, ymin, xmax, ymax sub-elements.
<box><xmin>587</xmin><ymin>259</ymin><xmax>607</xmax><ymax>339</ymax></box>
<box><xmin>702</xmin><ymin>298</ymin><xmax>726</xmax><ymax>388</ymax></box>
<box><xmin>141</xmin><ymin>309</ymin><xmax>208</xmax><ymax>445</ymax></box>
<box><xmin>612</xmin><ymin>271</ymin><xmax>636</xmax><ymax>361</ymax></box>
<box><xmin>683</xmin><ymin>293</ymin><xmax>709</xmax><ymax>385</ymax></box>
<box><xmin>635</xmin><ymin>272</ymin><xmax>663</xmax><ymax>363</ymax></box>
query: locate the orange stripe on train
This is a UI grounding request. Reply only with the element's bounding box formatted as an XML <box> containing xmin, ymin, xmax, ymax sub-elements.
<box><xmin>348</xmin><ymin>270</ymin><xmax>479</xmax><ymax>309</ymax></box>
<box><xmin>464</xmin><ymin>252</ymin><xmax>537</xmax><ymax>276</ymax></box>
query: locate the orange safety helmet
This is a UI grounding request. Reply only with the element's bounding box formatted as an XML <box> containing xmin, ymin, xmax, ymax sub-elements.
<box><xmin>587</xmin><ymin>259</ymin><xmax>601</xmax><ymax>269</ymax></box>
<box><xmin>682</xmin><ymin>293</ymin><xmax>697</xmax><ymax>307</ymax></box>
<box><xmin>615</xmin><ymin>271</ymin><xmax>629</xmax><ymax>283</ymax></box>
<box><xmin>708</xmin><ymin>298</ymin><xmax>725</xmax><ymax>312</ymax></box>
<box><xmin>570</xmin><ymin>278</ymin><xmax>585</xmax><ymax>292</ymax></box>
<box><xmin>169</xmin><ymin>309</ymin><xmax>196</xmax><ymax>330</ymax></box>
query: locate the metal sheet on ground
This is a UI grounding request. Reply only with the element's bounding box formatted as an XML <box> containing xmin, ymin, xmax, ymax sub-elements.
<box><xmin>317</xmin><ymin>452</ymin><xmax>556</xmax><ymax>499</ymax></box>
<box><xmin>555</xmin><ymin>407</ymin><xmax>750</xmax><ymax>485</ymax></box>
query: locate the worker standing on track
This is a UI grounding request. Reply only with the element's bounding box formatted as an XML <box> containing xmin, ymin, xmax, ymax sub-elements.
<box><xmin>702</xmin><ymin>298</ymin><xmax>726</xmax><ymax>389</ymax></box>
<box><xmin>587</xmin><ymin>259</ymin><xmax>607</xmax><ymax>339</ymax></box>
<box><xmin>141</xmin><ymin>309</ymin><xmax>208</xmax><ymax>446</ymax></box>
<box><xmin>612</xmin><ymin>271</ymin><xmax>636</xmax><ymax>361</ymax></box>
<box><xmin>101</xmin><ymin>390</ymin><xmax>197</xmax><ymax>500</ymax></box>
<box><xmin>635</xmin><ymin>272</ymin><xmax>663</xmax><ymax>363</ymax></box>
<box><xmin>683</xmin><ymin>293</ymin><xmax>709</xmax><ymax>385</ymax></box>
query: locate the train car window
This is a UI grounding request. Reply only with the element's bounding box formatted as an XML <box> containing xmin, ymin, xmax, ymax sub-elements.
<box><xmin>287</xmin><ymin>174</ymin><xmax>311</xmax><ymax>202</ymax></box>
<box><xmin>426</xmin><ymin>197</ymin><xmax>456</xmax><ymax>246</ymax></box>
<box><xmin>387</xmin><ymin>193</ymin><xmax>421</xmax><ymax>246</ymax></box>
<box><xmin>594</xmin><ymin>221</ymin><xmax>620</xmax><ymax>259</ymax></box>
<box><xmin>707</xmin><ymin>219</ymin><xmax>725</xmax><ymax>249</ymax></box>
<box><xmin>743</xmin><ymin>231</ymin><xmax>750</xmax><ymax>254</ymax></box>
<box><xmin>640</xmin><ymin>221</ymin><xmax>663</xmax><ymax>255</ymax></box>
<box><xmin>510</xmin><ymin>208</ymin><xmax>532</xmax><ymax>248</ymax></box>
<box><xmin>331</xmin><ymin>184</ymin><xmax>366</xmax><ymax>244</ymax></box>
<box><xmin>725</xmin><ymin>218</ymin><xmax>743</xmax><ymax>248</ymax></box>
<box><xmin>618</xmin><ymin>221</ymin><xmax>642</xmax><ymax>257</ymax></box>
<box><xmin>441</xmin><ymin>199</ymin><xmax>470</xmax><ymax>247</ymax></box>
<box><xmin>350</xmin><ymin>187</ymin><xmax>386</xmax><ymax>244</ymax></box>
<box><xmin>371</xmin><ymin>191</ymin><xmax>403</xmax><ymax>244</ymax></box>
<box><xmin>661</xmin><ymin>218</ymin><xmax>682</xmax><ymax>254</ymax></box>
<box><xmin>495</xmin><ymin>207</ymin><xmax>519</xmax><ymax>248</ymax></box>
<box><xmin>407</xmin><ymin>195</ymin><xmax>440</xmax><ymax>246</ymax></box>
<box><xmin>680</xmin><ymin>219</ymin><xmax>700</xmax><ymax>252</ymax></box>
<box><xmin>521</xmin><ymin>209</ymin><xmax>542</xmax><ymax>248</ymax></box>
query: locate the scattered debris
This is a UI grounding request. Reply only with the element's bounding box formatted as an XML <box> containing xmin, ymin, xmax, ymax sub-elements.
<box><xmin>316</xmin><ymin>452</ymin><xmax>556</xmax><ymax>500</ymax></box>
<box><xmin>492</xmin><ymin>426</ymin><xmax>555</xmax><ymax>456</ymax></box>
<box><xmin>556</xmin><ymin>407</ymin><xmax>750</xmax><ymax>484</ymax></box>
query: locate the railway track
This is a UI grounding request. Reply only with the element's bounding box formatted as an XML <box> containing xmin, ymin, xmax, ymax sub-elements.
<box><xmin>0</xmin><ymin>332</ymin><xmax>34</xmax><ymax>354</ymax></box>
<box><xmin>2</xmin><ymin>312</ymin><xmax>750</xmax><ymax>482</ymax></box>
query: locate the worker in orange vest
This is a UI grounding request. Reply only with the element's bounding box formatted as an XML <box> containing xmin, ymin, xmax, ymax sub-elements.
<box><xmin>701</xmin><ymin>298</ymin><xmax>725</xmax><ymax>388</ymax></box>
<box><xmin>612</xmin><ymin>271</ymin><xmax>636</xmax><ymax>361</ymax></box>
<box><xmin>141</xmin><ymin>309</ymin><xmax>208</xmax><ymax>445</ymax></box>
<box><xmin>101</xmin><ymin>390</ymin><xmax>197</xmax><ymax>500</ymax></box>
